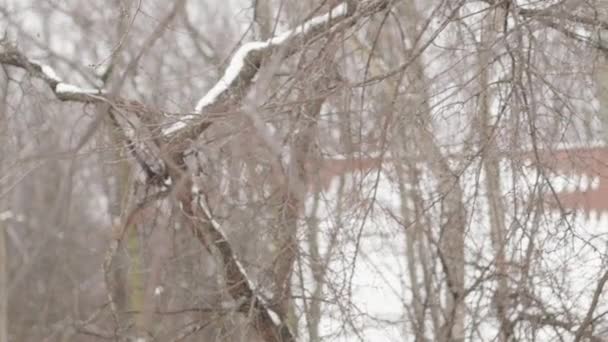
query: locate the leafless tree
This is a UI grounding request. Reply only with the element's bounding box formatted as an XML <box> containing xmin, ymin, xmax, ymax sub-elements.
<box><xmin>3</xmin><ymin>0</ymin><xmax>608</xmax><ymax>341</ymax></box>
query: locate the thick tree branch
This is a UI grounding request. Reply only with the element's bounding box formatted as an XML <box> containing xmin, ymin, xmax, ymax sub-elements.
<box><xmin>162</xmin><ymin>0</ymin><xmax>388</xmax><ymax>141</ymax></box>
<box><xmin>0</xmin><ymin>41</ymin><xmax>104</xmax><ymax>102</ymax></box>
<box><xmin>1</xmin><ymin>2</ymin><xmax>393</xmax><ymax>341</ymax></box>
<box><xmin>0</xmin><ymin>42</ymin><xmax>172</xmax><ymax>183</ymax></box>
<box><xmin>167</xmin><ymin>2</ymin><xmax>391</xmax><ymax>341</ymax></box>
<box><xmin>174</xmin><ymin>180</ymin><xmax>293</xmax><ymax>342</ymax></box>
<box><xmin>161</xmin><ymin>3</ymin><xmax>348</xmax><ymax>137</ymax></box>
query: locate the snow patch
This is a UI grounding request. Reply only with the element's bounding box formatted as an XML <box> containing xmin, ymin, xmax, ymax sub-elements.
<box><xmin>0</xmin><ymin>211</ymin><xmax>13</xmax><ymax>221</ymax></box>
<box><xmin>40</xmin><ymin>64</ymin><xmax>62</xmax><ymax>83</ymax></box>
<box><xmin>162</xmin><ymin>114</ymin><xmax>199</xmax><ymax>136</ymax></box>
<box><xmin>0</xmin><ymin>211</ymin><xmax>24</xmax><ymax>222</ymax></box>
<box><xmin>196</xmin><ymin>193</ymin><xmax>226</xmax><ymax>238</ymax></box>
<box><xmin>56</xmin><ymin>82</ymin><xmax>101</xmax><ymax>95</ymax></box>
<box><xmin>266</xmin><ymin>308</ymin><xmax>282</xmax><ymax>326</ymax></box>
<box><xmin>195</xmin><ymin>41</ymin><xmax>269</xmax><ymax>113</ymax></box>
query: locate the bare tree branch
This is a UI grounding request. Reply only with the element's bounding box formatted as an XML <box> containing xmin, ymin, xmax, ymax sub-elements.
<box><xmin>0</xmin><ymin>40</ymin><xmax>104</xmax><ymax>102</ymax></box>
<box><xmin>162</xmin><ymin>0</ymin><xmax>388</xmax><ymax>141</ymax></box>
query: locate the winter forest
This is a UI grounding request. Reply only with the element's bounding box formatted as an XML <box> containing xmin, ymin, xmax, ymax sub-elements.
<box><xmin>3</xmin><ymin>0</ymin><xmax>608</xmax><ymax>341</ymax></box>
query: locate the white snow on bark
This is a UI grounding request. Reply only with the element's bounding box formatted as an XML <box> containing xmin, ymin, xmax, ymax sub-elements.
<box><xmin>193</xmin><ymin>185</ymin><xmax>282</xmax><ymax>325</ymax></box>
<box><xmin>162</xmin><ymin>3</ymin><xmax>349</xmax><ymax>137</ymax></box>
<box><xmin>154</xmin><ymin>286</ymin><xmax>164</xmax><ymax>296</ymax></box>
<box><xmin>266</xmin><ymin>308</ymin><xmax>282</xmax><ymax>326</ymax></box>
<box><xmin>195</xmin><ymin>41</ymin><xmax>269</xmax><ymax>113</ymax></box>
<box><xmin>56</xmin><ymin>82</ymin><xmax>102</xmax><ymax>95</ymax></box>
<box><xmin>234</xmin><ymin>258</ymin><xmax>256</xmax><ymax>289</ymax></box>
<box><xmin>37</xmin><ymin>63</ymin><xmax>62</xmax><ymax>83</ymax></box>
<box><xmin>266</xmin><ymin>2</ymin><xmax>348</xmax><ymax>46</ymax></box>
<box><xmin>161</xmin><ymin>114</ymin><xmax>197</xmax><ymax>136</ymax></box>
<box><xmin>172</xmin><ymin>3</ymin><xmax>349</xmax><ymax>332</ymax></box>
<box><xmin>194</xmin><ymin>186</ymin><xmax>229</xmax><ymax>241</ymax></box>
<box><xmin>194</xmin><ymin>3</ymin><xmax>348</xmax><ymax>113</ymax></box>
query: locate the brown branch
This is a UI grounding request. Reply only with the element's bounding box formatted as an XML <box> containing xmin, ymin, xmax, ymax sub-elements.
<box><xmin>516</xmin><ymin>312</ymin><xmax>606</xmax><ymax>342</ymax></box>
<box><xmin>169</xmin><ymin>3</ymin><xmax>393</xmax><ymax>341</ymax></box>
<box><xmin>0</xmin><ymin>40</ymin><xmax>105</xmax><ymax>102</ymax></box>
<box><xmin>495</xmin><ymin>3</ymin><xmax>608</xmax><ymax>53</ymax></box>
<box><xmin>163</xmin><ymin>0</ymin><xmax>390</xmax><ymax>142</ymax></box>
<box><xmin>518</xmin><ymin>12</ymin><xmax>608</xmax><ymax>54</ymax></box>
<box><xmin>574</xmin><ymin>269</ymin><xmax>608</xmax><ymax>342</ymax></box>
<box><xmin>177</xmin><ymin>178</ymin><xmax>294</xmax><ymax>342</ymax></box>
<box><xmin>2</xmin><ymin>2</ymin><xmax>394</xmax><ymax>341</ymax></box>
<box><xmin>518</xmin><ymin>7</ymin><xmax>608</xmax><ymax>32</ymax></box>
<box><xmin>167</xmin><ymin>2</ymin><xmax>393</xmax><ymax>341</ymax></box>
<box><xmin>103</xmin><ymin>188</ymin><xmax>169</xmax><ymax>335</ymax></box>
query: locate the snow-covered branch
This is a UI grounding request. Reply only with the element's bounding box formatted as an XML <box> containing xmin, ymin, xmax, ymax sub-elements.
<box><xmin>164</xmin><ymin>4</ymin><xmax>391</xmax><ymax>339</ymax></box>
<box><xmin>0</xmin><ymin>41</ymin><xmax>105</xmax><ymax>102</ymax></box>
<box><xmin>162</xmin><ymin>2</ymin><xmax>355</xmax><ymax>137</ymax></box>
<box><xmin>0</xmin><ymin>42</ymin><xmax>171</xmax><ymax>183</ymax></box>
<box><xmin>0</xmin><ymin>3</ymin><xmax>392</xmax><ymax>341</ymax></box>
<box><xmin>188</xmin><ymin>183</ymin><xmax>294</xmax><ymax>341</ymax></box>
<box><xmin>194</xmin><ymin>3</ymin><xmax>348</xmax><ymax>113</ymax></box>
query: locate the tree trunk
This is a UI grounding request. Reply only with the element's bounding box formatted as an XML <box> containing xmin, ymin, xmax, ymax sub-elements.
<box><xmin>478</xmin><ymin>10</ymin><xmax>512</xmax><ymax>341</ymax></box>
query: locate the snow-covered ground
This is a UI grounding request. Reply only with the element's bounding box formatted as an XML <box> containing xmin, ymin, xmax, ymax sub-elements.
<box><xmin>295</xmin><ymin>150</ymin><xmax>608</xmax><ymax>341</ymax></box>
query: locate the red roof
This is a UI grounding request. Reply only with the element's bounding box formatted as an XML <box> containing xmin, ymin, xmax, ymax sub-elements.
<box><xmin>527</xmin><ymin>146</ymin><xmax>608</xmax><ymax>213</ymax></box>
<box><xmin>310</xmin><ymin>146</ymin><xmax>608</xmax><ymax>213</ymax></box>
